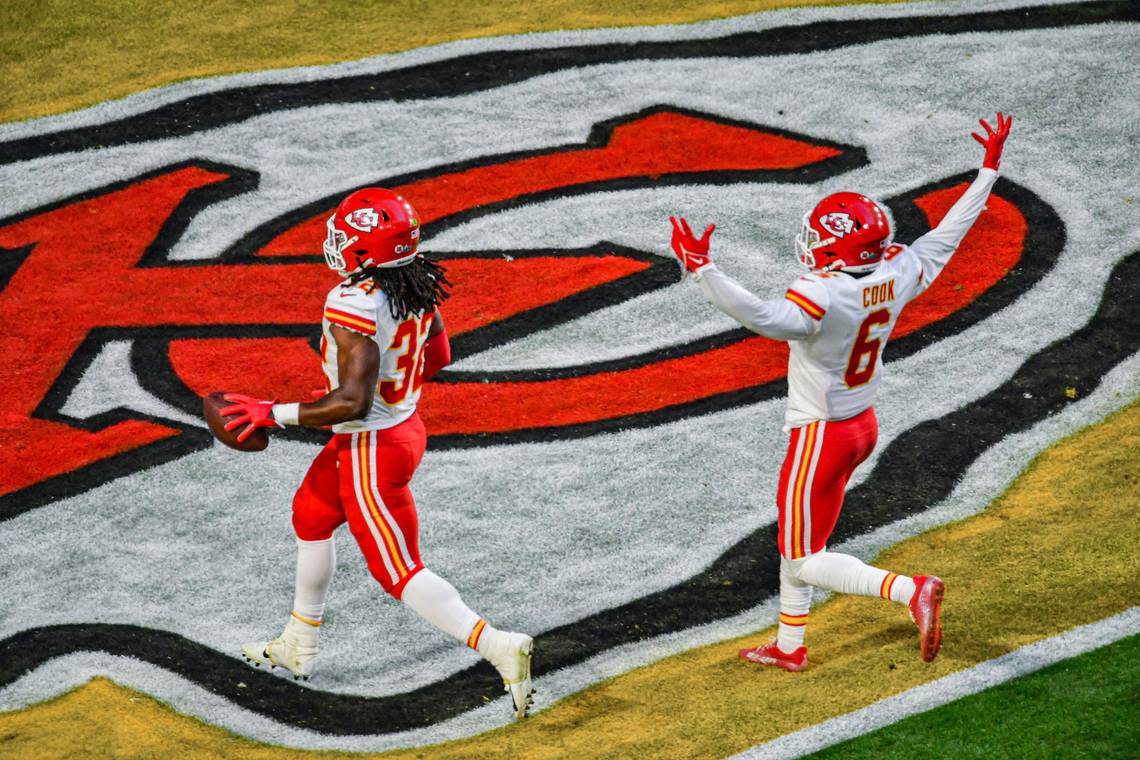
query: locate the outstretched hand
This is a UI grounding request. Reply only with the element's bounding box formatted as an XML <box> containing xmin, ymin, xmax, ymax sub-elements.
<box><xmin>670</xmin><ymin>216</ymin><xmax>716</xmax><ymax>273</ymax></box>
<box><xmin>971</xmin><ymin>112</ymin><xmax>1013</xmax><ymax>171</ymax></box>
<box><xmin>221</xmin><ymin>393</ymin><xmax>283</xmax><ymax>443</ymax></box>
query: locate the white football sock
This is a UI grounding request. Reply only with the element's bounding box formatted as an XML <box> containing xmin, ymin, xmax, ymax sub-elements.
<box><xmin>791</xmin><ymin>550</ymin><xmax>913</xmax><ymax>604</ymax></box>
<box><xmin>890</xmin><ymin>575</ymin><xmax>917</xmax><ymax>604</ymax></box>
<box><xmin>777</xmin><ymin>557</ymin><xmax>812</xmax><ymax>652</ymax></box>
<box><xmin>291</xmin><ymin>536</ymin><xmax>335</xmax><ymax>626</ymax></box>
<box><xmin>400</xmin><ymin>569</ymin><xmax>482</xmax><ymax>644</ymax></box>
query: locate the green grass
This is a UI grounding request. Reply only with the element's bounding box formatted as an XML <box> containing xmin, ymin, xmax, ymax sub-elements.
<box><xmin>810</xmin><ymin>633</ymin><xmax>1140</xmax><ymax>759</ymax></box>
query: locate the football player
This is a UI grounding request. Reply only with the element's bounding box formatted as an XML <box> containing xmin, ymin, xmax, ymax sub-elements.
<box><xmin>669</xmin><ymin>113</ymin><xmax>1012</xmax><ymax>671</ymax></box>
<box><xmin>221</xmin><ymin>189</ymin><xmax>534</xmax><ymax>717</ymax></box>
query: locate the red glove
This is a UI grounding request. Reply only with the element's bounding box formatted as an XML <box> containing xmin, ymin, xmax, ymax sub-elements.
<box><xmin>669</xmin><ymin>216</ymin><xmax>716</xmax><ymax>273</ymax></box>
<box><xmin>971</xmin><ymin>112</ymin><xmax>1013</xmax><ymax>171</ymax></box>
<box><xmin>221</xmin><ymin>393</ymin><xmax>284</xmax><ymax>443</ymax></box>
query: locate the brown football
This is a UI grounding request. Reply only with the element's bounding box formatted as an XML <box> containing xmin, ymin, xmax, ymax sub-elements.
<box><xmin>203</xmin><ymin>392</ymin><xmax>270</xmax><ymax>452</ymax></box>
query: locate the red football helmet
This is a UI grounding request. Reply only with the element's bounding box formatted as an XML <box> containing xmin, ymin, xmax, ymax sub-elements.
<box><xmin>795</xmin><ymin>192</ymin><xmax>891</xmax><ymax>274</ymax></box>
<box><xmin>323</xmin><ymin>188</ymin><xmax>421</xmax><ymax>276</ymax></box>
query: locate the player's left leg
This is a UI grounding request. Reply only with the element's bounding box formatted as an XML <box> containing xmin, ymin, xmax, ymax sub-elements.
<box><xmin>340</xmin><ymin>414</ymin><xmax>534</xmax><ymax>718</ymax></box>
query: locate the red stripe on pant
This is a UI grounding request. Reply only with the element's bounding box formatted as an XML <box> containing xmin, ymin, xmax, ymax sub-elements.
<box><xmin>776</xmin><ymin>407</ymin><xmax>878</xmax><ymax>560</ymax></box>
<box><xmin>291</xmin><ymin>413</ymin><xmax>427</xmax><ymax>598</ymax></box>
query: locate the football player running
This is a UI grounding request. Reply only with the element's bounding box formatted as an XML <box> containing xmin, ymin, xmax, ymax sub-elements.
<box><xmin>669</xmin><ymin>113</ymin><xmax>1012</xmax><ymax>671</ymax></box>
<box><xmin>221</xmin><ymin>189</ymin><xmax>534</xmax><ymax>718</ymax></box>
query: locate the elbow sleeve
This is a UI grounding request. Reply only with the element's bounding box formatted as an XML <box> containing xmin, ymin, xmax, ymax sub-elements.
<box><xmin>422</xmin><ymin>329</ymin><xmax>451</xmax><ymax>381</ymax></box>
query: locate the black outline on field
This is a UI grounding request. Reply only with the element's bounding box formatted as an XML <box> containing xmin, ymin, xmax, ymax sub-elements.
<box><xmin>0</xmin><ymin>0</ymin><xmax>1129</xmax><ymax>737</ymax></box>
<box><xmin>0</xmin><ymin>1</ymin><xmax>1133</xmax><ymax>165</ymax></box>
<box><xmin>0</xmin><ymin>164</ymin><xmax>1059</xmax><ymax>517</ymax></box>
<box><xmin>0</xmin><ymin>117</ymin><xmax>1076</xmax><ymax>737</ymax></box>
<box><xmin>128</xmin><ymin>241</ymin><xmax>680</xmax><ymax>431</ymax></box>
<box><xmin>0</xmin><ymin>108</ymin><xmax>863</xmax><ymax>517</ymax></box>
<box><xmin>3</xmin><ymin>248</ymin><xmax>1136</xmax><ymax>736</ymax></box>
<box><xmin>427</xmin><ymin>173</ymin><xmax>1060</xmax><ymax>450</ymax></box>
<box><xmin>222</xmin><ymin>105</ymin><xmax>867</xmax><ymax>260</ymax></box>
<box><xmin>0</xmin><ymin>161</ymin><xmax>256</xmax><ymax>521</ymax></box>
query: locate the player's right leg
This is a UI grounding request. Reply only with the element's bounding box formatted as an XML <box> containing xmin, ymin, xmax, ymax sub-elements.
<box><xmin>339</xmin><ymin>415</ymin><xmax>534</xmax><ymax>718</ymax></box>
<box><xmin>242</xmin><ymin>436</ymin><xmax>346</xmax><ymax>679</ymax></box>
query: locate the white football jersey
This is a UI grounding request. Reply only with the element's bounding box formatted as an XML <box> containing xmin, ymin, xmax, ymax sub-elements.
<box><xmin>696</xmin><ymin>168</ymin><xmax>998</xmax><ymax>428</ymax></box>
<box><xmin>319</xmin><ymin>280</ymin><xmax>434</xmax><ymax>434</ymax></box>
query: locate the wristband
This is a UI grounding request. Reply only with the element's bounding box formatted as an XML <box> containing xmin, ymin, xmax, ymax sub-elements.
<box><xmin>272</xmin><ymin>402</ymin><xmax>300</xmax><ymax>427</ymax></box>
<box><xmin>691</xmin><ymin>262</ymin><xmax>716</xmax><ymax>281</ymax></box>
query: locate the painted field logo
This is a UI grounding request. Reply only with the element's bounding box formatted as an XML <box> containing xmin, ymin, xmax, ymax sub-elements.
<box><xmin>4</xmin><ymin>1</ymin><xmax>1138</xmax><ymax>745</ymax></box>
<box><xmin>0</xmin><ymin>106</ymin><xmax>1054</xmax><ymax>519</ymax></box>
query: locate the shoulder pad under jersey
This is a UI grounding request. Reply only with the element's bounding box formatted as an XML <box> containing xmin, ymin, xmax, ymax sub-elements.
<box><xmin>323</xmin><ymin>282</ymin><xmax>379</xmax><ymax>337</ymax></box>
<box><xmin>784</xmin><ymin>273</ymin><xmax>831</xmax><ymax>321</ymax></box>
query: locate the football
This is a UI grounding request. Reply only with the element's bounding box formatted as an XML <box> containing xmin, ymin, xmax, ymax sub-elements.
<box><xmin>203</xmin><ymin>392</ymin><xmax>270</xmax><ymax>452</ymax></box>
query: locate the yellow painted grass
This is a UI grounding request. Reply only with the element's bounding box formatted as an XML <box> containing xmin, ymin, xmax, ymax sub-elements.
<box><xmin>0</xmin><ymin>0</ymin><xmax>916</xmax><ymax>124</ymax></box>
<box><xmin>4</xmin><ymin>396</ymin><xmax>1138</xmax><ymax>759</ymax></box>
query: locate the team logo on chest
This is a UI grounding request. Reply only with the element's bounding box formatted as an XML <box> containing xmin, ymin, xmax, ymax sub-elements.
<box><xmin>819</xmin><ymin>211</ymin><xmax>855</xmax><ymax>238</ymax></box>
<box><xmin>344</xmin><ymin>207</ymin><xmax>381</xmax><ymax>232</ymax></box>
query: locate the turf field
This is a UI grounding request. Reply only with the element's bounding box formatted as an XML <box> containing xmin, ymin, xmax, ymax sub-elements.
<box><xmin>809</xmin><ymin>633</ymin><xmax>1140</xmax><ymax>759</ymax></box>
<box><xmin>1</xmin><ymin>0</ymin><xmax>1137</xmax><ymax>757</ymax></box>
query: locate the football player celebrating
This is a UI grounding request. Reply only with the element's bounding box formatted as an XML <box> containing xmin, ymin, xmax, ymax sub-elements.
<box><xmin>221</xmin><ymin>189</ymin><xmax>534</xmax><ymax>718</ymax></box>
<box><xmin>669</xmin><ymin>113</ymin><xmax>1012</xmax><ymax>671</ymax></box>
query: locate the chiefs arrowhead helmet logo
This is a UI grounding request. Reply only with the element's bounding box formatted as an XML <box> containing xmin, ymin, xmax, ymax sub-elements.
<box><xmin>343</xmin><ymin>207</ymin><xmax>381</xmax><ymax>232</ymax></box>
<box><xmin>818</xmin><ymin>211</ymin><xmax>856</xmax><ymax>238</ymax></box>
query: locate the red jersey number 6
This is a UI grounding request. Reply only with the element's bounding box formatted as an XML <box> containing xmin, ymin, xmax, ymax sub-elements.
<box><xmin>844</xmin><ymin>308</ymin><xmax>891</xmax><ymax>388</ymax></box>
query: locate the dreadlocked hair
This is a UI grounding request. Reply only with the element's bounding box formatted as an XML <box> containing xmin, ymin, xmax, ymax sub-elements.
<box><xmin>349</xmin><ymin>256</ymin><xmax>452</xmax><ymax>320</ymax></box>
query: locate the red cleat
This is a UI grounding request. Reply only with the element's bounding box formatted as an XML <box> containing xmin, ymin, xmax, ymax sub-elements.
<box><xmin>738</xmin><ymin>642</ymin><xmax>808</xmax><ymax>672</ymax></box>
<box><xmin>909</xmin><ymin>575</ymin><xmax>945</xmax><ymax>662</ymax></box>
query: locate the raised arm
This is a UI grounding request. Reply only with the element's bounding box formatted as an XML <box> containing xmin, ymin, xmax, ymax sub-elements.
<box><xmin>670</xmin><ymin>216</ymin><xmax>820</xmax><ymax>341</ymax></box>
<box><xmin>909</xmin><ymin>112</ymin><xmax>1012</xmax><ymax>293</ymax></box>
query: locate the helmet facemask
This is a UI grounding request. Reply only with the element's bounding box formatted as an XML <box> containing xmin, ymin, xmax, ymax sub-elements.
<box><xmin>795</xmin><ymin>211</ymin><xmax>845</xmax><ymax>270</ymax></box>
<box><xmin>324</xmin><ymin>215</ymin><xmax>368</xmax><ymax>276</ymax></box>
<box><xmin>323</xmin><ymin>216</ymin><xmax>353</xmax><ymax>275</ymax></box>
<box><xmin>794</xmin><ymin>211</ymin><xmax>819</xmax><ymax>269</ymax></box>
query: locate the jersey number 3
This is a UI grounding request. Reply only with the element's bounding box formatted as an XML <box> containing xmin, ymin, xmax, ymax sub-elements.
<box><xmin>845</xmin><ymin>308</ymin><xmax>891</xmax><ymax>388</ymax></box>
<box><xmin>379</xmin><ymin>314</ymin><xmax>433</xmax><ymax>405</ymax></box>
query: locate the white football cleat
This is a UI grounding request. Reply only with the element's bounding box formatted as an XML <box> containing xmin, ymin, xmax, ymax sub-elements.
<box><xmin>484</xmin><ymin>632</ymin><xmax>534</xmax><ymax>719</ymax></box>
<box><xmin>241</xmin><ymin>634</ymin><xmax>318</xmax><ymax>680</ymax></box>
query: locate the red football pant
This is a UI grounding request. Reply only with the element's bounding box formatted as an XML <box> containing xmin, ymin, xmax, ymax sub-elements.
<box><xmin>291</xmin><ymin>413</ymin><xmax>426</xmax><ymax>598</ymax></box>
<box><xmin>777</xmin><ymin>407</ymin><xmax>878</xmax><ymax>560</ymax></box>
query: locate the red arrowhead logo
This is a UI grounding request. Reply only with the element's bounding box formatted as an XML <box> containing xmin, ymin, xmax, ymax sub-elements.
<box><xmin>0</xmin><ymin>106</ymin><xmax>1046</xmax><ymax>516</ymax></box>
